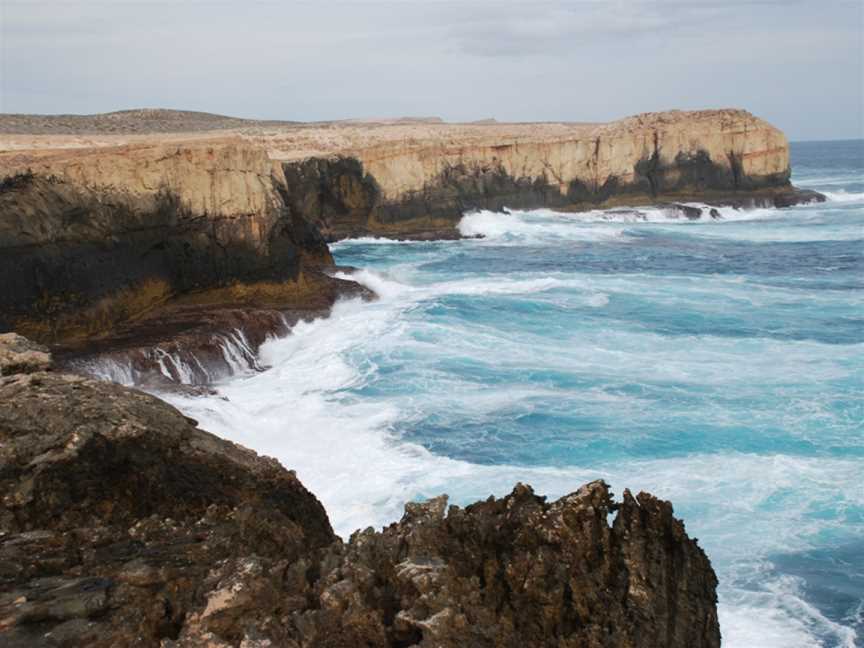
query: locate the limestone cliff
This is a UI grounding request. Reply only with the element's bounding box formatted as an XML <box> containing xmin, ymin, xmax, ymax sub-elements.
<box><xmin>3</xmin><ymin>138</ymin><xmax>283</xmax><ymax>218</ymax></box>
<box><xmin>274</xmin><ymin>109</ymin><xmax>821</xmax><ymax>239</ymax></box>
<box><xmin>0</xmin><ymin>139</ymin><xmax>340</xmax><ymax>345</ymax></box>
<box><xmin>0</xmin><ymin>336</ymin><xmax>721</xmax><ymax>648</ymax></box>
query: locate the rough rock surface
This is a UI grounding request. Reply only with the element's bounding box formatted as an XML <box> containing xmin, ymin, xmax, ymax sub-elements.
<box><xmin>58</xmin><ymin>273</ymin><xmax>373</xmax><ymax>388</ymax></box>
<box><xmin>0</xmin><ymin>338</ymin><xmax>721</xmax><ymax>647</ymax></box>
<box><xmin>0</xmin><ymin>333</ymin><xmax>52</xmax><ymax>375</ymax></box>
<box><xmin>0</xmin><ymin>343</ymin><xmax>335</xmax><ymax>647</ymax></box>
<box><xmin>290</xmin><ymin>483</ymin><xmax>720</xmax><ymax>648</ymax></box>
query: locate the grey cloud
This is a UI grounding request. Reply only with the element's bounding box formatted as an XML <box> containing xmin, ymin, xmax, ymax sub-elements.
<box><xmin>444</xmin><ymin>3</ymin><xmax>730</xmax><ymax>57</ymax></box>
<box><xmin>0</xmin><ymin>0</ymin><xmax>861</xmax><ymax>140</ymax></box>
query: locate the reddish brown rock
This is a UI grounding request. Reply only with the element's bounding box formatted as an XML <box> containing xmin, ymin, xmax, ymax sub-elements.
<box><xmin>57</xmin><ymin>272</ymin><xmax>373</xmax><ymax>388</ymax></box>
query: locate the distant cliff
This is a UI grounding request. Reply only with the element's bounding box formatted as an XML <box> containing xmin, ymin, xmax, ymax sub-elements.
<box><xmin>276</xmin><ymin>109</ymin><xmax>822</xmax><ymax>239</ymax></box>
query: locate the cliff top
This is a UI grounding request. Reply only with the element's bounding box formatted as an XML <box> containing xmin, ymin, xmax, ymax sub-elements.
<box><xmin>0</xmin><ymin>108</ymin><xmax>581</xmax><ymax>136</ymax></box>
<box><xmin>0</xmin><ymin>108</ymin><xmax>300</xmax><ymax>135</ymax></box>
<box><xmin>0</xmin><ymin>107</ymin><xmax>765</xmax><ymax>165</ymax></box>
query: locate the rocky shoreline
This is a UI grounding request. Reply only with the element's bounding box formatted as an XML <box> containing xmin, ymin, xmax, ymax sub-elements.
<box><xmin>54</xmin><ymin>269</ymin><xmax>373</xmax><ymax>390</ymax></box>
<box><xmin>0</xmin><ymin>335</ymin><xmax>721</xmax><ymax>647</ymax></box>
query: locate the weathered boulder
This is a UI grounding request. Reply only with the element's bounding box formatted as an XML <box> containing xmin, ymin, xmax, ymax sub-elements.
<box><xmin>0</xmin><ymin>333</ymin><xmax>52</xmax><ymax>375</ymax></box>
<box><xmin>0</xmin><ymin>356</ymin><xmax>334</xmax><ymax>646</ymax></box>
<box><xmin>0</xmin><ymin>342</ymin><xmax>720</xmax><ymax>647</ymax></box>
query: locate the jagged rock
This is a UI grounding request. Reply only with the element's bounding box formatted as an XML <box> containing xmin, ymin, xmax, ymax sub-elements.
<box><xmin>284</xmin><ymin>482</ymin><xmax>720</xmax><ymax>648</ymax></box>
<box><xmin>0</xmin><ymin>367</ymin><xmax>334</xmax><ymax>646</ymax></box>
<box><xmin>0</xmin><ymin>344</ymin><xmax>720</xmax><ymax>647</ymax></box>
<box><xmin>57</xmin><ymin>277</ymin><xmax>373</xmax><ymax>388</ymax></box>
<box><xmin>668</xmin><ymin>203</ymin><xmax>704</xmax><ymax>220</ymax></box>
<box><xmin>0</xmin><ymin>333</ymin><xmax>52</xmax><ymax>375</ymax></box>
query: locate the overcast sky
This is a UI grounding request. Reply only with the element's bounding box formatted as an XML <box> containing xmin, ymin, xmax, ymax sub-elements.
<box><xmin>1</xmin><ymin>1</ymin><xmax>862</xmax><ymax>140</ymax></box>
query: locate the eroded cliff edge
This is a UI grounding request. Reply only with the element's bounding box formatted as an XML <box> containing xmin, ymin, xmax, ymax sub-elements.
<box><xmin>0</xmin><ymin>335</ymin><xmax>721</xmax><ymax>647</ymax></box>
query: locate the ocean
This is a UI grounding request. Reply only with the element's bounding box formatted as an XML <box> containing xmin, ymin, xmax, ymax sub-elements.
<box><xmin>164</xmin><ymin>140</ymin><xmax>863</xmax><ymax>647</ymax></box>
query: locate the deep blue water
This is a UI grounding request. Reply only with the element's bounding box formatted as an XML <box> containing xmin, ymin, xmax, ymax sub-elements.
<box><xmin>170</xmin><ymin>140</ymin><xmax>863</xmax><ymax>647</ymax></box>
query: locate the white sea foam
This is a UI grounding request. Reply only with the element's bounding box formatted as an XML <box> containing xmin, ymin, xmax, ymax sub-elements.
<box><xmin>334</xmin><ymin>267</ymin><xmax>597</xmax><ymax>303</ymax></box>
<box><xmin>164</xmin><ymin>310</ymin><xmax>861</xmax><ymax>648</ymax></box>
<box><xmin>331</xmin><ymin>236</ymin><xmax>435</xmax><ymax>246</ymax></box>
<box><xmin>456</xmin><ymin>205</ymin><xmax>789</xmax><ymax>243</ymax></box>
<box><xmin>822</xmin><ymin>190</ymin><xmax>864</xmax><ymax>203</ymax></box>
<box><xmin>457</xmin><ymin>209</ymin><xmax>629</xmax><ymax>242</ymax></box>
<box><xmin>161</xmin><ymin>285</ymin><xmax>864</xmax><ymax>537</ymax></box>
<box><xmin>150</xmin><ymin>194</ymin><xmax>861</xmax><ymax>647</ymax></box>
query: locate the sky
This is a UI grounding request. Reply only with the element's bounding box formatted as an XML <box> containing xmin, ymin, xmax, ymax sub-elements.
<box><xmin>0</xmin><ymin>1</ymin><xmax>862</xmax><ymax>141</ymax></box>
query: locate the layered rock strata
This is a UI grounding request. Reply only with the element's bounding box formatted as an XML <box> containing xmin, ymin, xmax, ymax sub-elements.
<box><xmin>0</xmin><ymin>141</ymin><xmax>342</xmax><ymax>348</ymax></box>
<box><xmin>59</xmin><ymin>274</ymin><xmax>372</xmax><ymax>389</ymax></box>
<box><xmin>0</xmin><ymin>338</ymin><xmax>721</xmax><ymax>647</ymax></box>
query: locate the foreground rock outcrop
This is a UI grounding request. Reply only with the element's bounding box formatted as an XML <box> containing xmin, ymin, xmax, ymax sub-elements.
<box><xmin>0</xmin><ymin>337</ymin><xmax>721</xmax><ymax>647</ymax></box>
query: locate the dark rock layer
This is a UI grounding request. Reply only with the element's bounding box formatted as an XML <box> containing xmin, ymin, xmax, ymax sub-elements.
<box><xmin>0</xmin><ymin>340</ymin><xmax>721</xmax><ymax>647</ymax></box>
<box><xmin>281</xmin><ymin>155</ymin><xmax>824</xmax><ymax>241</ymax></box>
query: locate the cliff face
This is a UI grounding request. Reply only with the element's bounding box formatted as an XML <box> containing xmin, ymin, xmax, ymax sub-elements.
<box><xmin>276</xmin><ymin>109</ymin><xmax>820</xmax><ymax>239</ymax></box>
<box><xmin>0</xmin><ymin>108</ymin><xmax>821</xmax><ymax>345</ymax></box>
<box><xmin>0</xmin><ymin>336</ymin><xmax>721</xmax><ymax>648</ymax></box>
<box><xmin>0</xmin><ymin>140</ymin><xmax>337</xmax><ymax>345</ymax></box>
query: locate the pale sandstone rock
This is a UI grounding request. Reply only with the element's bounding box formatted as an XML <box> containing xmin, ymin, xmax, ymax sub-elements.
<box><xmin>0</xmin><ymin>139</ymin><xmax>280</xmax><ymax>222</ymax></box>
<box><xmin>347</xmin><ymin>109</ymin><xmax>788</xmax><ymax>200</ymax></box>
<box><xmin>0</xmin><ymin>109</ymin><xmax>788</xmax><ymax>212</ymax></box>
<box><xmin>0</xmin><ymin>333</ymin><xmax>52</xmax><ymax>375</ymax></box>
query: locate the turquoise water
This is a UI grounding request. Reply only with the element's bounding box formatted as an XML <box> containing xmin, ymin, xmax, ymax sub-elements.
<box><xmin>169</xmin><ymin>140</ymin><xmax>863</xmax><ymax>647</ymax></box>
